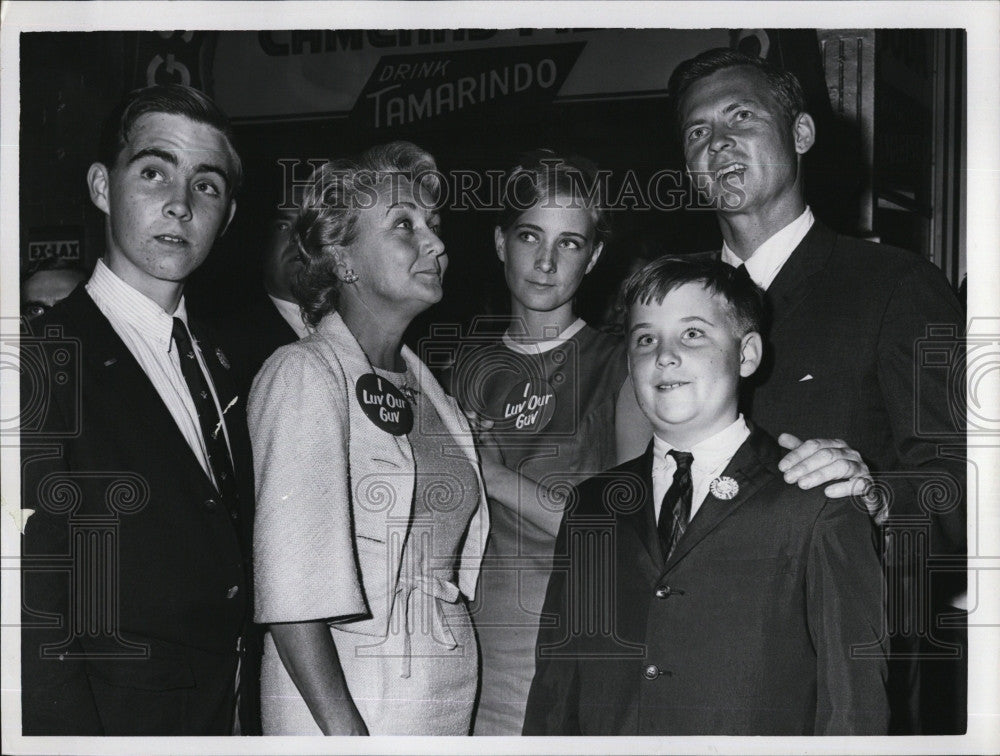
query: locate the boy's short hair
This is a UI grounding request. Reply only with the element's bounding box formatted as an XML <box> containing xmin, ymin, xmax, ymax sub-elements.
<box><xmin>98</xmin><ymin>84</ymin><xmax>242</xmax><ymax>194</ymax></box>
<box><xmin>622</xmin><ymin>255</ymin><xmax>765</xmax><ymax>337</ymax></box>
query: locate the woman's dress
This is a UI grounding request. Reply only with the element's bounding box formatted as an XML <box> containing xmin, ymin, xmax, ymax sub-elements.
<box><xmin>251</xmin><ymin>316</ymin><xmax>484</xmax><ymax>735</ymax></box>
<box><xmin>454</xmin><ymin>319</ymin><xmax>627</xmax><ymax>734</ymax></box>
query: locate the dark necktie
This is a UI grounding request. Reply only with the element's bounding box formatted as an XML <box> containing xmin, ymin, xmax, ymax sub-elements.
<box><xmin>171</xmin><ymin>318</ymin><xmax>238</xmax><ymax>511</ymax></box>
<box><xmin>658</xmin><ymin>449</ymin><xmax>694</xmax><ymax>561</ymax></box>
<box><xmin>732</xmin><ymin>263</ymin><xmax>753</xmax><ymax>287</ymax></box>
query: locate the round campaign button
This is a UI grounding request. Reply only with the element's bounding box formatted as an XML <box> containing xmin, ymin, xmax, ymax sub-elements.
<box><xmin>355</xmin><ymin>373</ymin><xmax>413</xmax><ymax>436</ymax></box>
<box><xmin>499</xmin><ymin>378</ymin><xmax>556</xmax><ymax>433</ymax></box>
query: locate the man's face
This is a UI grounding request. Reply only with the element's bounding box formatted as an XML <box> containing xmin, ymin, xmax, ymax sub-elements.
<box><xmin>628</xmin><ymin>282</ymin><xmax>760</xmax><ymax>449</ymax></box>
<box><xmin>678</xmin><ymin>66</ymin><xmax>809</xmax><ymax>217</ymax></box>
<box><xmin>262</xmin><ymin>209</ymin><xmax>302</xmax><ymax>302</ymax></box>
<box><xmin>21</xmin><ymin>268</ymin><xmax>87</xmax><ymax>320</ymax></box>
<box><xmin>88</xmin><ymin>112</ymin><xmax>237</xmax><ymax>301</ymax></box>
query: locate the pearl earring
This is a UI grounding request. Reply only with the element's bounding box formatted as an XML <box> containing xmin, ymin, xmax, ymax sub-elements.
<box><xmin>342</xmin><ymin>269</ymin><xmax>359</xmax><ymax>284</ymax></box>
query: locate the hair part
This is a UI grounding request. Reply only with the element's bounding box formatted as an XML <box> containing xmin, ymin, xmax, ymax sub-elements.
<box><xmin>667</xmin><ymin>47</ymin><xmax>807</xmax><ymax>137</ymax></box>
<box><xmin>98</xmin><ymin>83</ymin><xmax>243</xmax><ymax>194</ymax></box>
<box><xmin>498</xmin><ymin>148</ymin><xmax>611</xmax><ymax>246</ymax></box>
<box><xmin>291</xmin><ymin>141</ymin><xmax>440</xmax><ymax>327</ymax></box>
<box><xmin>622</xmin><ymin>255</ymin><xmax>765</xmax><ymax>337</ymax></box>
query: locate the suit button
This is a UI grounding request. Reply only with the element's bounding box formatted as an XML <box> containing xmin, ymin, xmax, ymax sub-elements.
<box><xmin>230</xmin><ymin>508</ymin><xmax>239</xmax><ymax>522</ymax></box>
<box><xmin>655</xmin><ymin>586</ymin><xmax>671</xmax><ymax>599</ymax></box>
<box><xmin>226</xmin><ymin>585</ymin><xmax>239</xmax><ymax>599</ymax></box>
<box><xmin>205</xmin><ymin>498</ymin><xmax>218</xmax><ymax>510</ymax></box>
<box><xmin>643</xmin><ymin>664</ymin><xmax>660</xmax><ymax>680</ymax></box>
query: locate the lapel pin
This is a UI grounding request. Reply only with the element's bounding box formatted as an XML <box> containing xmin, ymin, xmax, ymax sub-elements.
<box><xmin>215</xmin><ymin>347</ymin><xmax>230</xmax><ymax>370</ymax></box>
<box><xmin>710</xmin><ymin>475</ymin><xmax>740</xmax><ymax>500</ymax></box>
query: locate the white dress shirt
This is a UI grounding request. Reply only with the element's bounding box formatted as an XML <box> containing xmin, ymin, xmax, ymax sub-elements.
<box><xmin>86</xmin><ymin>259</ymin><xmax>231</xmax><ymax>483</ymax></box>
<box><xmin>269</xmin><ymin>294</ymin><xmax>312</xmax><ymax>339</ymax></box>
<box><xmin>721</xmin><ymin>206</ymin><xmax>814</xmax><ymax>290</ymax></box>
<box><xmin>652</xmin><ymin>415</ymin><xmax>751</xmax><ymax>523</ymax></box>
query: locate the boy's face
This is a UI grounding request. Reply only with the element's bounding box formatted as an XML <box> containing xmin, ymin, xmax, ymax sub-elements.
<box><xmin>88</xmin><ymin>111</ymin><xmax>238</xmax><ymax>300</ymax></box>
<box><xmin>627</xmin><ymin>282</ymin><xmax>761</xmax><ymax>449</ymax></box>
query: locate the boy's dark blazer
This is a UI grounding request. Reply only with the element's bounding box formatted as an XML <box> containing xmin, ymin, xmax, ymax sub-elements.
<box><xmin>523</xmin><ymin>426</ymin><xmax>889</xmax><ymax>735</ymax></box>
<box><xmin>744</xmin><ymin>220</ymin><xmax>966</xmax><ymax>557</ymax></box>
<box><xmin>20</xmin><ymin>285</ymin><xmax>262</xmax><ymax>735</ymax></box>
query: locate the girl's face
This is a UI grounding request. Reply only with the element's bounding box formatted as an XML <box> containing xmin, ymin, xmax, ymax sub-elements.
<box><xmin>495</xmin><ymin>199</ymin><xmax>603</xmax><ymax>316</ymax></box>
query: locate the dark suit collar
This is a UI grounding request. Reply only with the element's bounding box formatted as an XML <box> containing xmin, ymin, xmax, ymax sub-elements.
<box><xmin>617</xmin><ymin>442</ymin><xmax>663</xmax><ymax>569</ymax></box>
<box><xmin>52</xmin><ymin>287</ymin><xmax>241</xmax><ymax>495</ymax></box>
<box><xmin>258</xmin><ymin>290</ymin><xmax>300</xmax><ymax>345</ymax></box>
<box><xmin>764</xmin><ymin>220</ymin><xmax>837</xmax><ymax>328</ymax></box>
<box><xmin>662</xmin><ymin>424</ymin><xmax>781</xmax><ymax>573</ymax></box>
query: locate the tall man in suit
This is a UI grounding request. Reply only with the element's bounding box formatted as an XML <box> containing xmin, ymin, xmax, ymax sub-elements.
<box><xmin>21</xmin><ymin>84</ymin><xmax>260</xmax><ymax>735</ymax></box>
<box><xmin>666</xmin><ymin>48</ymin><xmax>967</xmax><ymax>734</ymax></box>
<box><xmin>523</xmin><ymin>257</ymin><xmax>888</xmax><ymax>735</ymax></box>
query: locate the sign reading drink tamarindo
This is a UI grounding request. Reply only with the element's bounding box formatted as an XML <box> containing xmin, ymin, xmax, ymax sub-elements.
<box><xmin>211</xmin><ymin>29</ymin><xmax>728</xmax><ymax>123</ymax></box>
<box><xmin>353</xmin><ymin>43</ymin><xmax>585</xmax><ymax>128</ymax></box>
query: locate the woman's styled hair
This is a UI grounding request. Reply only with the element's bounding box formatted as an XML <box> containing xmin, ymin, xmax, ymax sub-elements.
<box><xmin>621</xmin><ymin>255</ymin><xmax>765</xmax><ymax>337</ymax></box>
<box><xmin>98</xmin><ymin>84</ymin><xmax>243</xmax><ymax>194</ymax></box>
<box><xmin>497</xmin><ymin>149</ymin><xmax>611</xmax><ymax>245</ymax></box>
<box><xmin>291</xmin><ymin>141</ymin><xmax>440</xmax><ymax>326</ymax></box>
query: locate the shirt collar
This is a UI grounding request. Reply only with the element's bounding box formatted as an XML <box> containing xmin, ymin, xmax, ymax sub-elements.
<box><xmin>652</xmin><ymin>414</ymin><xmax>750</xmax><ymax>472</ymax></box>
<box><xmin>86</xmin><ymin>258</ymin><xmax>187</xmax><ymax>350</ymax></box>
<box><xmin>721</xmin><ymin>206</ymin><xmax>814</xmax><ymax>290</ymax></box>
<box><xmin>502</xmin><ymin>317</ymin><xmax>586</xmax><ymax>355</ymax></box>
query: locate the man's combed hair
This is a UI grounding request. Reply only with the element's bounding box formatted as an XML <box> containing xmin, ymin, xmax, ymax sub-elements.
<box><xmin>98</xmin><ymin>83</ymin><xmax>243</xmax><ymax>194</ymax></box>
<box><xmin>622</xmin><ymin>255</ymin><xmax>765</xmax><ymax>337</ymax></box>
<box><xmin>292</xmin><ymin>141</ymin><xmax>440</xmax><ymax>327</ymax></box>
<box><xmin>666</xmin><ymin>47</ymin><xmax>807</xmax><ymax>137</ymax></box>
<box><xmin>498</xmin><ymin>148</ymin><xmax>611</xmax><ymax>245</ymax></box>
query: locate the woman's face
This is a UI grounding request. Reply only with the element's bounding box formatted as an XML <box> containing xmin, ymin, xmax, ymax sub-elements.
<box><xmin>495</xmin><ymin>199</ymin><xmax>604</xmax><ymax>315</ymax></box>
<box><xmin>341</xmin><ymin>178</ymin><xmax>447</xmax><ymax>316</ymax></box>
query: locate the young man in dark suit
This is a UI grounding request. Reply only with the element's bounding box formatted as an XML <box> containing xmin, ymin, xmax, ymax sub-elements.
<box><xmin>523</xmin><ymin>257</ymin><xmax>889</xmax><ymax>735</ymax></box>
<box><xmin>667</xmin><ymin>49</ymin><xmax>967</xmax><ymax>735</ymax></box>
<box><xmin>21</xmin><ymin>84</ymin><xmax>260</xmax><ymax>735</ymax></box>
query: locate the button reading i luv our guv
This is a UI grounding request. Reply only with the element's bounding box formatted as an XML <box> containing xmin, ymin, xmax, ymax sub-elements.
<box><xmin>355</xmin><ymin>373</ymin><xmax>414</xmax><ymax>436</ymax></box>
<box><xmin>500</xmin><ymin>378</ymin><xmax>556</xmax><ymax>432</ymax></box>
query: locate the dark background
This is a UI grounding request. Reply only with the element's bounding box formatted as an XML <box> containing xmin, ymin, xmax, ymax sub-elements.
<box><xmin>19</xmin><ymin>29</ymin><xmax>965</xmax><ymax>341</ymax></box>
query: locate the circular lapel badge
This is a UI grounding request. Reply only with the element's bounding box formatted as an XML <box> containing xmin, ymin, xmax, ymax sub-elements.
<box><xmin>709</xmin><ymin>475</ymin><xmax>740</xmax><ymax>500</ymax></box>
<box><xmin>355</xmin><ymin>373</ymin><xmax>413</xmax><ymax>436</ymax></box>
<box><xmin>498</xmin><ymin>378</ymin><xmax>556</xmax><ymax>433</ymax></box>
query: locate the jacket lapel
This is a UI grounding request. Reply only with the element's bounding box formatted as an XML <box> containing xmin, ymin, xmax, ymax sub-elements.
<box><xmin>69</xmin><ymin>288</ymin><xmax>217</xmax><ymax>493</ymax></box>
<box><xmin>764</xmin><ymin>221</ymin><xmax>837</xmax><ymax>329</ymax></box>
<box><xmin>188</xmin><ymin>319</ymin><xmax>253</xmax><ymax>492</ymax></box>
<box><xmin>662</xmin><ymin>428</ymin><xmax>778</xmax><ymax>574</ymax></box>
<box><xmin>618</xmin><ymin>445</ymin><xmax>663</xmax><ymax>570</ymax></box>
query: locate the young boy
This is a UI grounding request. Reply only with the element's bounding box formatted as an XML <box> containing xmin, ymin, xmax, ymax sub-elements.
<box><xmin>522</xmin><ymin>256</ymin><xmax>888</xmax><ymax>736</ymax></box>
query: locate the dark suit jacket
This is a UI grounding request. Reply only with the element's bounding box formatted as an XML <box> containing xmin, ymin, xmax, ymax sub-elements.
<box><xmin>212</xmin><ymin>290</ymin><xmax>298</xmax><ymax>394</ymax></box>
<box><xmin>20</xmin><ymin>286</ymin><xmax>261</xmax><ymax>735</ymax></box>
<box><xmin>745</xmin><ymin>221</ymin><xmax>966</xmax><ymax>559</ymax></box>
<box><xmin>523</xmin><ymin>428</ymin><xmax>889</xmax><ymax>735</ymax></box>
